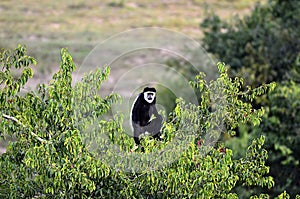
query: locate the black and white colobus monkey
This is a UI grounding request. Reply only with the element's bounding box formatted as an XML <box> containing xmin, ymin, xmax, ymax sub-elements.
<box><xmin>131</xmin><ymin>87</ymin><xmax>163</xmax><ymax>145</ymax></box>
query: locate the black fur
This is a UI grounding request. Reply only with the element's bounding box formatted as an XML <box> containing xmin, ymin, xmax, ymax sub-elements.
<box><xmin>131</xmin><ymin>87</ymin><xmax>163</xmax><ymax>145</ymax></box>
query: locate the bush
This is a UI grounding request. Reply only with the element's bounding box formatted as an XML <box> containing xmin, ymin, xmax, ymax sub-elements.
<box><xmin>252</xmin><ymin>82</ymin><xmax>300</xmax><ymax>196</ymax></box>
<box><xmin>201</xmin><ymin>0</ymin><xmax>300</xmax><ymax>86</ymax></box>
<box><xmin>200</xmin><ymin>0</ymin><xmax>300</xmax><ymax>197</ymax></box>
<box><xmin>1</xmin><ymin>45</ymin><xmax>296</xmax><ymax>198</ymax></box>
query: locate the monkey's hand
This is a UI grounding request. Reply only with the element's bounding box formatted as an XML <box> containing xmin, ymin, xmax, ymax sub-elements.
<box><xmin>149</xmin><ymin>114</ymin><xmax>156</xmax><ymax>122</ymax></box>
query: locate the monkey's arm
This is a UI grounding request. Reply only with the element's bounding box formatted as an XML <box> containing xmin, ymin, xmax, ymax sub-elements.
<box><xmin>152</xmin><ymin>105</ymin><xmax>160</xmax><ymax>118</ymax></box>
<box><xmin>148</xmin><ymin>105</ymin><xmax>162</xmax><ymax>123</ymax></box>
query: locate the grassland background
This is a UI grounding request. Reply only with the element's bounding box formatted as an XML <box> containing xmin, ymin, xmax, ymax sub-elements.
<box><xmin>0</xmin><ymin>0</ymin><xmax>262</xmax><ymax>81</ymax></box>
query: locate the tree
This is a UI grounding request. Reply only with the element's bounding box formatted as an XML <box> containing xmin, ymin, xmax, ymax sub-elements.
<box><xmin>1</xmin><ymin>45</ymin><xmax>297</xmax><ymax>198</ymax></box>
<box><xmin>201</xmin><ymin>0</ymin><xmax>300</xmax><ymax>86</ymax></box>
<box><xmin>252</xmin><ymin>82</ymin><xmax>300</xmax><ymax>196</ymax></box>
<box><xmin>200</xmin><ymin>0</ymin><xmax>300</xmax><ymax>197</ymax></box>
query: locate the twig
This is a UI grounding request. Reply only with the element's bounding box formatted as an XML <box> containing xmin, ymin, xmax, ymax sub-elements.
<box><xmin>2</xmin><ymin>113</ymin><xmax>51</xmax><ymax>144</ymax></box>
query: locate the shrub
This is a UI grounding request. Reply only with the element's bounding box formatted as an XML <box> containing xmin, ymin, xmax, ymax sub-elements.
<box><xmin>251</xmin><ymin>82</ymin><xmax>300</xmax><ymax>196</ymax></box>
<box><xmin>1</xmin><ymin>45</ymin><xmax>295</xmax><ymax>198</ymax></box>
<box><xmin>200</xmin><ymin>0</ymin><xmax>300</xmax><ymax>197</ymax></box>
<box><xmin>201</xmin><ymin>0</ymin><xmax>300</xmax><ymax>86</ymax></box>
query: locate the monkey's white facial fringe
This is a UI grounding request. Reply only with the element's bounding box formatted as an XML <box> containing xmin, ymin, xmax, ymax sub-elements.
<box><xmin>144</xmin><ymin>91</ymin><xmax>156</xmax><ymax>104</ymax></box>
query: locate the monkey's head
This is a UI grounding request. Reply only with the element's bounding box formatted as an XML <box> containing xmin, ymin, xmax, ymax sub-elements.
<box><xmin>143</xmin><ymin>87</ymin><xmax>156</xmax><ymax>104</ymax></box>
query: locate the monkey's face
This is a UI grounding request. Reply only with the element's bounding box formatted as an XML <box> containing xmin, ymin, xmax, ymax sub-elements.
<box><xmin>144</xmin><ymin>91</ymin><xmax>156</xmax><ymax>104</ymax></box>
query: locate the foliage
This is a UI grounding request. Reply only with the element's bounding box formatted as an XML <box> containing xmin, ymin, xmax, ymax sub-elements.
<box><xmin>200</xmin><ymin>0</ymin><xmax>300</xmax><ymax>197</ymax></box>
<box><xmin>250</xmin><ymin>82</ymin><xmax>300</xmax><ymax>196</ymax></box>
<box><xmin>0</xmin><ymin>45</ymin><xmax>292</xmax><ymax>198</ymax></box>
<box><xmin>0</xmin><ymin>45</ymin><xmax>123</xmax><ymax>198</ymax></box>
<box><xmin>201</xmin><ymin>0</ymin><xmax>300</xmax><ymax>86</ymax></box>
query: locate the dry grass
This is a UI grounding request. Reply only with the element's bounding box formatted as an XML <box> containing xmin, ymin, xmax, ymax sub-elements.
<box><xmin>0</xmin><ymin>0</ymin><xmax>260</xmax><ymax>73</ymax></box>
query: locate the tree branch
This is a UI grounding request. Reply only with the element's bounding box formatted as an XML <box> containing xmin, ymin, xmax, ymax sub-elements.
<box><xmin>2</xmin><ymin>113</ymin><xmax>51</xmax><ymax>144</ymax></box>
